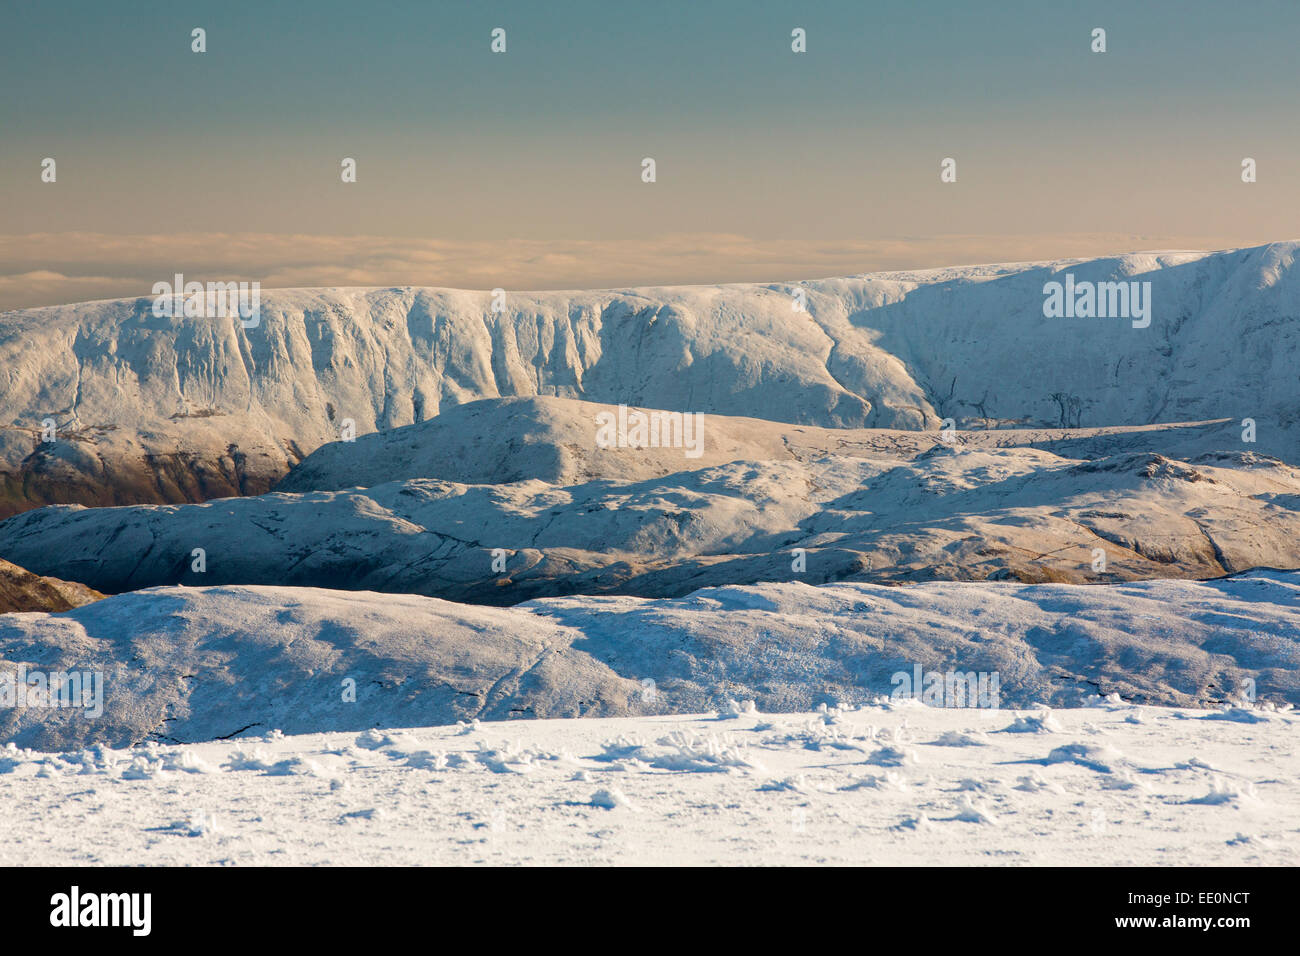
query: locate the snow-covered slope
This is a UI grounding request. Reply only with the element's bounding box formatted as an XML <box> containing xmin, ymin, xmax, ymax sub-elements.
<box><xmin>272</xmin><ymin>394</ymin><xmax>1257</xmax><ymax>492</ymax></box>
<box><xmin>2</xmin><ymin>571</ymin><xmax>1298</xmax><ymax>751</ymax></box>
<box><xmin>4</xmin><ymin>424</ymin><xmax>1297</xmax><ymax>600</ymax></box>
<box><xmin>1</xmin><ymin>705</ymin><xmax>1293</xmax><ymax>866</ymax></box>
<box><xmin>2</xmin><ymin>242</ymin><xmax>1298</xmax><ymax>516</ymax></box>
<box><xmin>274</xmin><ymin>395</ymin><xmax>935</xmax><ymax>491</ymax></box>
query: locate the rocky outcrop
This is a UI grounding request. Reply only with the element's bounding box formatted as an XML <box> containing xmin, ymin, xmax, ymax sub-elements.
<box><xmin>0</xmin><ymin>558</ymin><xmax>102</xmax><ymax>613</ymax></box>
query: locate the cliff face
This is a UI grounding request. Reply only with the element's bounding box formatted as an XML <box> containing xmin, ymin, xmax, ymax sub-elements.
<box><xmin>1</xmin><ymin>242</ymin><xmax>1297</xmax><ymax>517</ymax></box>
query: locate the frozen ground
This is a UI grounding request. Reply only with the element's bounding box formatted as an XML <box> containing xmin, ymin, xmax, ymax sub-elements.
<box><xmin>1</xmin><ymin>701</ymin><xmax>1294</xmax><ymax>866</ymax></box>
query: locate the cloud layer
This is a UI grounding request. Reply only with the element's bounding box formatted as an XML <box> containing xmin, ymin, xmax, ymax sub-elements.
<box><xmin>0</xmin><ymin>231</ymin><xmax>1271</xmax><ymax>312</ymax></box>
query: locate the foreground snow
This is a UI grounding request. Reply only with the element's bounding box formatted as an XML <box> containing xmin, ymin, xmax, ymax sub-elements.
<box><xmin>1</xmin><ymin>702</ymin><xmax>1294</xmax><ymax>866</ymax></box>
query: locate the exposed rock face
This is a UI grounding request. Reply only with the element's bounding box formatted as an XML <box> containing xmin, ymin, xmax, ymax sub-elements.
<box><xmin>2</xmin><ymin>571</ymin><xmax>1298</xmax><ymax>750</ymax></box>
<box><xmin>2</xmin><ymin>242</ymin><xmax>1298</xmax><ymax>516</ymax></box>
<box><xmin>0</xmin><ymin>558</ymin><xmax>102</xmax><ymax>613</ymax></box>
<box><xmin>0</xmin><ymin>422</ymin><xmax>282</xmax><ymax>518</ymax></box>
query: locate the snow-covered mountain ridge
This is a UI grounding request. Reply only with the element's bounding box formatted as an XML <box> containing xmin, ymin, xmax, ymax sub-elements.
<box><xmin>2</xmin><ymin>242</ymin><xmax>1297</xmax><ymax>516</ymax></box>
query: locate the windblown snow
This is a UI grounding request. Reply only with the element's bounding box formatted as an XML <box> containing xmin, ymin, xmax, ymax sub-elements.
<box><xmin>1</xmin><ymin>703</ymin><xmax>1294</xmax><ymax>866</ymax></box>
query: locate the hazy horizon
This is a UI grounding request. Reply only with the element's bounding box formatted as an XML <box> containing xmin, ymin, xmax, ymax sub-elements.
<box><xmin>5</xmin><ymin>230</ymin><xmax>1291</xmax><ymax>311</ymax></box>
<box><xmin>4</xmin><ymin>0</ymin><xmax>1296</xmax><ymax>308</ymax></box>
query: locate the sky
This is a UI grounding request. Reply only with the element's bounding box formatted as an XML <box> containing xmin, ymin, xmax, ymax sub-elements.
<box><xmin>2</xmin><ymin>0</ymin><xmax>1298</xmax><ymax>308</ymax></box>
